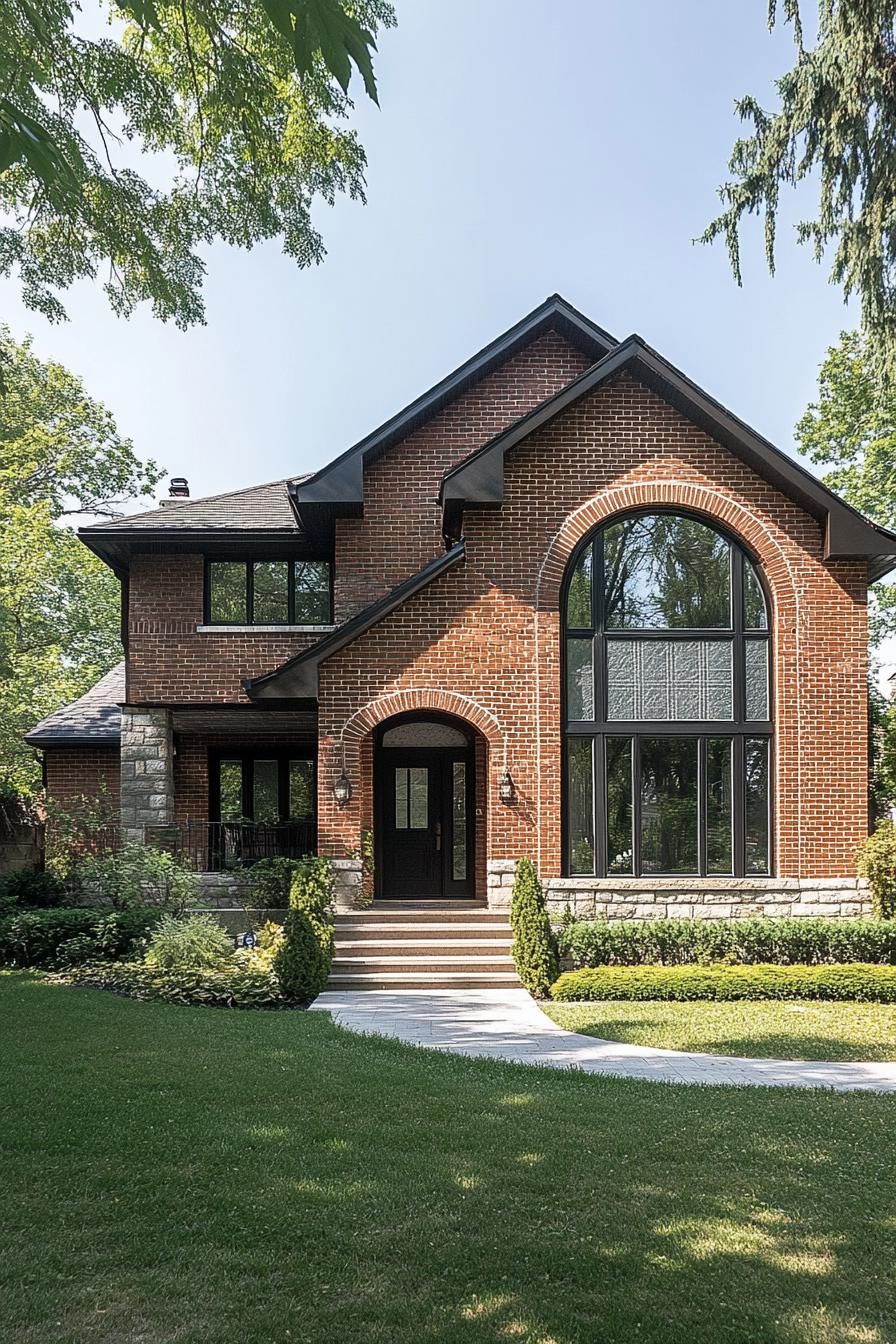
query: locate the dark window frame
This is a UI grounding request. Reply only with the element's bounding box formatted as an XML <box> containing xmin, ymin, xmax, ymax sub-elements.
<box><xmin>561</xmin><ymin>508</ymin><xmax>773</xmax><ymax>878</ymax></box>
<box><xmin>204</xmin><ymin>558</ymin><xmax>333</xmax><ymax>626</ymax></box>
<box><xmin>209</xmin><ymin>750</ymin><xmax>317</xmax><ymax>823</ymax></box>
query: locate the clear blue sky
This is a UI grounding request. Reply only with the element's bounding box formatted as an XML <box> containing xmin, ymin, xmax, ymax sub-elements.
<box><xmin>1</xmin><ymin>2</ymin><xmax>852</xmax><ymax>501</ymax></box>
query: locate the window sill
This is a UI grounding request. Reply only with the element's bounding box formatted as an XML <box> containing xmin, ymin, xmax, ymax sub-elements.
<box><xmin>195</xmin><ymin>624</ymin><xmax>336</xmax><ymax>634</ymax></box>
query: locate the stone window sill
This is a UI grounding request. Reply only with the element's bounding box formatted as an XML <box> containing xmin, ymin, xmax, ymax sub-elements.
<box><xmin>195</xmin><ymin>624</ymin><xmax>336</xmax><ymax>634</ymax></box>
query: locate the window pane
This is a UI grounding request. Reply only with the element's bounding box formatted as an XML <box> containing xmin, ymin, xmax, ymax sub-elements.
<box><xmin>744</xmin><ymin>560</ymin><xmax>768</xmax><ymax>629</ymax></box>
<box><xmin>604</xmin><ymin>514</ymin><xmax>731</xmax><ymax>629</ymax></box>
<box><xmin>567</xmin><ymin>737</ymin><xmax>595</xmax><ymax>874</ymax></box>
<box><xmin>209</xmin><ymin>562</ymin><xmax>247</xmax><ymax>623</ymax></box>
<box><xmin>253</xmin><ymin>759</ymin><xmax>280</xmax><ymax>823</ymax></box>
<box><xmin>566</xmin><ymin>544</ymin><xmax>593</xmax><ymax>628</ymax></box>
<box><xmin>745</xmin><ymin>640</ymin><xmax>770</xmax><ymax>720</ymax></box>
<box><xmin>607</xmin><ymin>639</ymin><xmax>732</xmax><ymax>721</ymax></box>
<box><xmin>218</xmin><ymin>760</ymin><xmax>243</xmax><ymax>820</ymax></box>
<box><xmin>606</xmin><ymin>737</ymin><xmax>633</xmax><ymax>874</ymax></box>
<box><xmin>409</xmin><ymin>767</ymin><xmax>428</xmax><ymax>829</ymax></box>
<box><xmin>294</xmin><ymin>561</ymin><xmax>331</xmax><ymax>624</ymax></box>
<box><xmin>745</xmin><ymin>739</ymin><xmax>771</xmax><ymax>874</ymax></box>
<box><xmin>289</xmin><ymin>760</ymin><xmax>314</xmax><ymax>819</ymax></box>
<box><xmin>253</xmin><ymin>561</ymin><xmax>289</xmax><ymax>624</ymax></box>
<box><xmin>639</xmin><ymin>737</ymin><xmax>699</xmax><ymax>874</ymax></box>
<box><xmin>566</xmin><ymin>638</ymin><xmax>594</xmax><ymax>720</ymax></box>
<box><xmin>452</xmin><ymin>761</ymin><xmax>467</xmax><ymax>881</ymax></box>
<box><xmin>706</xmin><ymin>738</ymin><xmax>733</xmax><ymax>874</ymax></box>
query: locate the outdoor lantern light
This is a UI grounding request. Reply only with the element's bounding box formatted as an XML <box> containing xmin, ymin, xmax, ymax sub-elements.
<box><xmin>333</xmin><ymin>770</ymin><xmax>352</xmax><ymax>807</ymax></box>
<box><xmin>498</xmin><ymin>770</ymin><xmax>516</xmax><ymax>806</ymax></box>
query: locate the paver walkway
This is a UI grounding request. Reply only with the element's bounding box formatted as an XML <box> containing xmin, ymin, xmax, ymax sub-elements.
<box><xmin>311</xmin><ymin>988</ymin><xmax>896</xmax><ymax>1091</ymax></box>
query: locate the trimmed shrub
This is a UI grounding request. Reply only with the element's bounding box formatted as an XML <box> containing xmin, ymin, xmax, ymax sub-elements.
<box><xmin>144</xmin><ymin>913</ymin><xmax>234</xmax><ymax>971</ymax></box>
<box><xmin>557</xmin><ymin>917</ymin><xmax>896</xmax><ymax>969</ymax></box>
<box><xmin>551</xmin><ymin>963</ymin><xmax>896</xmax><ymax>1003</ymax></box>
<box><xmin>0</xmin><ymin>906</ymin><xmax>160</xmax><ymax>967</ymax></box>
<box><xmin>510</xmin><ymin>858</ymin><xmax>559</xmax><ymax>998</ymax></box>
<box><xmin>248</xmin><ymin>858</ymin><xmax>301</xmax><ymax>909</ymax></box>
<box><xmin>68</xmin><ymin>961</ymin><xmax>285</xmax><ymax>1009</ymax></box>
<box><xmin>273</xmin><ymin>857</ymin><xmax>335</xmax><ymax>1004</ymax></box>
<box><xmin>0</xmin><ymin>869</ymin><xmax>73</xmax><ymax>909</ymax></box>
<box><xmin>858</xmin><ymin>822</ymin><xmax>896</xmax><ymax>919</ymax></box>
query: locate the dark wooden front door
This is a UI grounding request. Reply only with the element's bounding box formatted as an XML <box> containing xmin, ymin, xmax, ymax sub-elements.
<box><xmin>377</xmin><ymin>746</ymin><xmax>474</xmax><ymax>899</ymax></box>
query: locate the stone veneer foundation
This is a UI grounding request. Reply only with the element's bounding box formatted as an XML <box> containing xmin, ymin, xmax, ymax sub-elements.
<box><xmin>486</xmin><ymin>861</ymin><xmax>870</xmax><ymax>919</ymax></box>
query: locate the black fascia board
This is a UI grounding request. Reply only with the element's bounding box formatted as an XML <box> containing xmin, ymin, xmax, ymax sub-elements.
<box><xmin>244</xmin><ymin>540</ymin><xmax>466</xmax><ymax>701</ymax></box>
<box><xmin>23</xmin><ymin>733</ymin><xmax>120</xmax><ymax>748</ymax></box>
<box><xmin>79</xmin><ymin>527</ymin><xmax>320</xmax><ymax>574</ymax></box>
<box><xmin>440</xmin><ymin>335</ymin><xmax>896</xmax><ymax>573</ymax></box>
<box><xmin>289</xmin><ymin>296</ymin><xmax>615</xmax><ymax>522</ymax></box>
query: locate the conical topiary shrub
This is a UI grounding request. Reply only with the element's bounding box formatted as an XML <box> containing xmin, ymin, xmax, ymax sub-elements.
<box><xmin>510</xmin><ymin>857</ymin><xmax>559</xmax><ymax>998</ymax></box>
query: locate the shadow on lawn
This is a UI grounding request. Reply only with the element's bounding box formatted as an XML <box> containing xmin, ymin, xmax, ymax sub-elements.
<box><xmin>2</xmin><ymin>975</ymin><xmax>895</xmax><ymax>1344</ymax></box>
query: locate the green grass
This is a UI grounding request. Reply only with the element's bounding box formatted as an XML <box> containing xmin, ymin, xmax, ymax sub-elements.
<box><xmin>543</xmin><ymin>999</ymin><xmax>896</xmax><ymax>1062</ymax></box>
<box><xmin>2</xmin><ymin>972</ymin><xmax>896</xmax><ymax>1344</ymax></box>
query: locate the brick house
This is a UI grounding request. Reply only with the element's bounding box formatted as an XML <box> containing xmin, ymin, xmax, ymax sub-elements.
<box><xmin>25</xmin><ymin>295</ymin><xmax>896</xmax><ymax>922</ymax></box>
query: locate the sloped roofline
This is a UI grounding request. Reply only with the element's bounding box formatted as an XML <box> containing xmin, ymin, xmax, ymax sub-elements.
<box><xmin>289</xmin><ymin>295</ymin><xmax>615</xmax><ymax>520</ymax></box>
<box><xmin>440</xmin><ymin>334</ymin><xmax>896</xmax><ymax>580</ymax></box>
<box><xmin>243</xmin><ymin>541</ymin><xmax>466</xmax><ymax>700</ymax></box>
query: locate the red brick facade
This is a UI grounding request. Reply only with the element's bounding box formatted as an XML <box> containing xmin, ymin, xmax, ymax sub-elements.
<box><xmin>54</xmin><ymin>321</ymin><xmax>873</xmax><ymax>898</ymax></box>
<box><xmin>44</xmin><ymin>748</ymin><xmax>120</xmax><ymax>811</ymax></box>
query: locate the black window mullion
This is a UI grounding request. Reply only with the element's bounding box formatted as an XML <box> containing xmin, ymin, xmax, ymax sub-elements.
<box><xmin>632</xmin><ymin>735</ymin><xmax>642</xmax><ymax>877</ymax></box>
<box><xmin>595</xmin><ymin>735</ymin><xmax>607</xmax><ymax>877</ymax></box>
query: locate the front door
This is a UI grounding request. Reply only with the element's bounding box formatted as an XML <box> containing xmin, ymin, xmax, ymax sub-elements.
<box><xmin>378</xmin><ymin>746</ymin><xmax>474</xmax><ymax>899</ymax></box>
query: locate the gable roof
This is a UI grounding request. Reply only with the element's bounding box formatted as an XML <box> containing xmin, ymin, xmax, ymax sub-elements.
<box><xmin>244</xmin><ymin>542</ymin><xmax>466</xmax><ymax>700</ymax></box>
<box><xmin>289</xmin><ymin>295</ymin><xmax>615</xmax><ymax>529</ymax></box>
<box><xmin>25</xmin><ymin>662</ymin><xmax>125</xmax><ymax>746</ymax></box>
<box><xmin>440</xmin><ymin>334</ymin><xmax>896</xmax><ymax>580</ymax></box>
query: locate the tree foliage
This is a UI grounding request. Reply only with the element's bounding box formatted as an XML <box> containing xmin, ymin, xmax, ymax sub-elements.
<box><xmin>795</xmin><ymin>328</ymin><xmax>896</xmax><ymax>638</ymax></box>
<box><xmin>0</xmin><ymin>327</ymin><xmax>161</xmax><ymax>792</ymax></box>
<box><xmin>703</xmin><ymin>0</ymin><xmax>896</xmax><ymax>386</ymax></box>
<box><xmin>0</xmin><ymin>0</ymin><xmax>394</xmax><ymax>327</ymax></box>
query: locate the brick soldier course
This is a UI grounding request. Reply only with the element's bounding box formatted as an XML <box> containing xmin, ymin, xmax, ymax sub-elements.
<box><xmin>26</xmin><ymin>296</ymin><xmax>896</xmax><ymax>924</ymax></box>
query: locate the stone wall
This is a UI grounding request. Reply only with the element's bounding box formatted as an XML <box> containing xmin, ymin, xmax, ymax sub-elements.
<box><xmin>486</xmin><ymin>861</ymin><xmax>870</xmax><ymax>919</ymax></box>
<box><xmin>120</xmin><ymin>707</ymin><xmax>174</xmax><ymax>841</ymax></box>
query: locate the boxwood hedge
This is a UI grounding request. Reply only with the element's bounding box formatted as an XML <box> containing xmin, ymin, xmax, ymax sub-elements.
<box><xmin>557</xmin><ymin>917</ymin><xmax>896</xmax><ymax>969</ymax></box>
<box><xmin>550</xmin><ymin>963</ymin><xmax>896</xmax><ymax>1003</ymax></box>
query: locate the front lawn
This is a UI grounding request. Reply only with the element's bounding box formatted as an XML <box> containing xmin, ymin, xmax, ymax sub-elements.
<box><xmin>2</xmin><ymin>972</ymin><xmax>896</xmax><ymax>1343</ymax></box>
<box><xmin>544</xmin><ymin>999</ymin><xmax>896</xmax><ymax>1062</ymax></box>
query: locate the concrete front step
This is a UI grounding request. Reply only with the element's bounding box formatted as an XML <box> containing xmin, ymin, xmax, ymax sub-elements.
<box><xmin>333</xmin><ymin>956</ymin><xmax>515</xmax><ymax>973</ymax></box>
<box><xmin>336</xmin><ymin>938</ymin><xmax>513</xmax><ymax>952</ymax></box>
<box><xmin>328</xmin><ymin>971</ymin><xmax>522</xmax><ymax>989</ymax></box>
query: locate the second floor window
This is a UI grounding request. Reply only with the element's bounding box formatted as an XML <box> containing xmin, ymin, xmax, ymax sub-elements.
<box><xmin>207</xmin><ymin>559</ymin><xmax>331</xmax><ymax>625</ymax></box>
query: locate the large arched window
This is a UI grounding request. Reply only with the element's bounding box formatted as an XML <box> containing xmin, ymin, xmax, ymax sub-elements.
<box><xmin>563</xmin><ymin>511</ymin><xmax>772</xmax><ymax>877</ymax></box>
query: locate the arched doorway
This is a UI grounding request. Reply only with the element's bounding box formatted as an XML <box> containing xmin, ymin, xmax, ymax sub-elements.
<box><xmin>375</xmin><ymin>712</ymin><xmax>476</xmax><ymax>899</ymax></box>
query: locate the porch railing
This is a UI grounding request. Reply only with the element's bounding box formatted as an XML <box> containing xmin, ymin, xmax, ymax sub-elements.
<box><xmin>178</xmin><ymin>821</ymin><xmax>318</xmax><ymax>872</ymax></box>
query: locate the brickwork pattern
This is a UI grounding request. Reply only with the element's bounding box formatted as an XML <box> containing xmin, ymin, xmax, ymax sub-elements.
<box><xmin>44</xmin><ymin>748</ymin><xmax>120</xmax><ymax>810</ymax></box>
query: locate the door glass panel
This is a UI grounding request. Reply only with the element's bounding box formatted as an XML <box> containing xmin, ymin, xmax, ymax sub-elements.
<box><xmin>639</xmin><ymin>737</ymin><xmax>699</xmax><ymax>873</ymax></box>
<box><xmin>289</xmin><ymin>760</ymin><xmax>314</xmax><ymax>819</ymax></box>
<box><xmin>452</xmin><ymin>761</ymin><xmax>467</xmax><ymax>881</ymax></box>
<box><xmin>607</xmin><ymin>640</ymin><xmax>732</xmax><ymax>720</ymax></box>
<box><xmin>567</xmin><ymin>737</ymin><xmax>594</xmax><ymax>874</ymax></box>
<box><xmin>253</xmin><ymin>561</ymin><xmax>289</xmax><ymax>624</ymax></box>
<box><xmin>706</xmin><ymin>738</ymin><xmax>733</xmax><ymax>874</ymax></box>
<box><xmin>394</xmin><ymin>767</ymin><xmax>429</xmax><ymax>830</ymax></box>
<box><xmin>604</xmin><ymin>515</ymin><xmax>731</xmax><ymax>628</ymax></box>
<box><xmin>253</xmin><ymin>759</ymin><xmax>279</xmax><ymax>823</ymax></box>
<box><xmin>566</xmin><ymin>638</ymin><xmax>594</xmax><ymax>719</ymax></box>
<box><xmin>566</xmin><ymin>543</ymin><xmax>593</xmax><ymax>628</ymax></box>
<box><xmin>745</xmin><ymin>640</ymin><xmax>769</xmax><ymax>720</ymax></box>
<box><xmin>745</xmin><ymin>739</ymin><xmax>771</xmax><ymax>874</ymax></box>
<box><xmin>606</xmin><ymin>737</ymin><xmax>633</xmax><ymax>874</ymax></box>
<box><xmin>218</xmin><ymin>760</ymin><xmax>243</xmax><ymax>820</ymax></box>
<box><xmin>744</xmin><ymin>561</ymin><xmax>768</xmax><ymax>629</ymax></box>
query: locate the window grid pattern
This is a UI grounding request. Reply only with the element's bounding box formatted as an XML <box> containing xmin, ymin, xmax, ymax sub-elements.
<box><xmin>206</xmin><ymin>559</ymin><xmax>332</xmax><ymax>626</ymax></box>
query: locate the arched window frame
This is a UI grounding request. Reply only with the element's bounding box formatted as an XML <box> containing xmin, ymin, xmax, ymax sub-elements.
<box><xmin>561</xmin><ymin>508</ymin><xmax>773</xmax><ymax>878</ymax></box>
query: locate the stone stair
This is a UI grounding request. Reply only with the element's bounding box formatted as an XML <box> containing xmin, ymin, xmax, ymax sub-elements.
<box><xmin>329</xmin><ymin>903</ymin><xmax>518</xmax><ymax>990</ymax></box>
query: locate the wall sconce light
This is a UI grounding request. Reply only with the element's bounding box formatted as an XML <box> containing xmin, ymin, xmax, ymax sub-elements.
<box><xmin>498</xmin><ymin>770</ymin><xmax>517</xmax><ymax>806</ymax></box>
<box><xmin>333</xmin><ymin>770</ymin><xmax>352</xmax><ymax>807</ymax></box>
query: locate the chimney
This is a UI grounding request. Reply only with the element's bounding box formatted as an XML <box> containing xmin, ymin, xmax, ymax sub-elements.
<box><xmin>169</xmin><ymin>477</ymin><xmax>189</xmax><ymax>498</ymax></box>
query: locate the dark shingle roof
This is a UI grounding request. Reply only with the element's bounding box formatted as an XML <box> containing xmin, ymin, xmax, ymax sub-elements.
<box><xmin>80</xmin><ymin>477</ymin><xmax>308</xmax><ymax>535</ymax></box>
<box><xmin>25</xmin><ymin>663</ymin><xmax>125</xmax><ymax>745</ymax></box>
